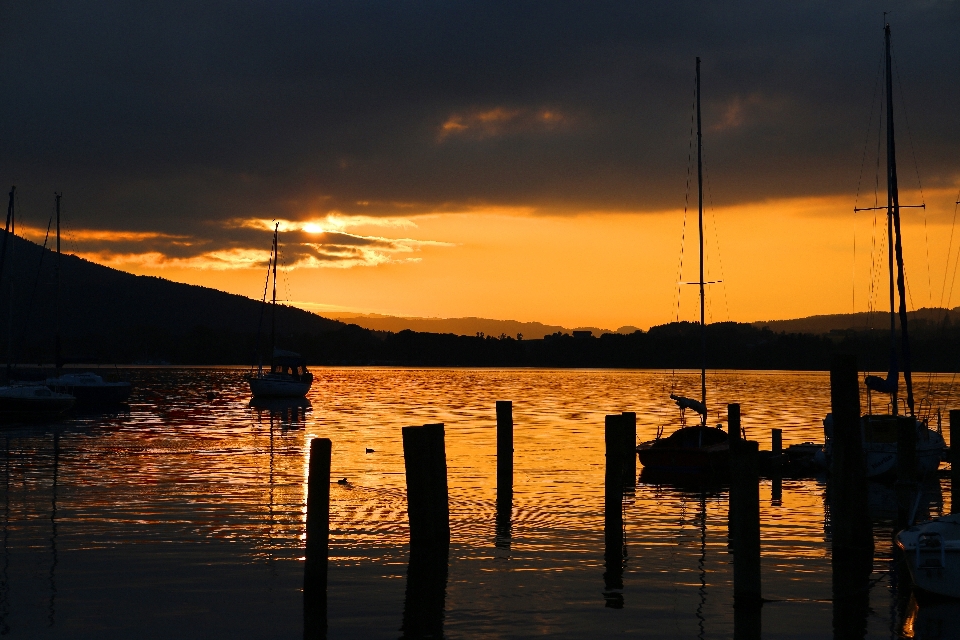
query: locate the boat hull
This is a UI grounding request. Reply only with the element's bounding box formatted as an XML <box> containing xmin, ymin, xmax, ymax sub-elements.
<box><xmin>0</xmin><ymin>388</ymin><xmax>75</xmax><ymax>421</ymax></box>
<box><xmin>46</xmin><ymin>382</ymin><xmax>131</xmax><ymax>406</ymax></box>
<box><xmin>637</xmin><ymin>445</ymin><xmax>729</xmax><ymax>475</ymax></box>
<box><xmin>897</xmin><ymin>515</ymin><xmax>960</xmax><ymax>599</ymax></box>
<box><xmin>248</xmin><ymin>375</ymin><xmax>312</xmax><ymax>398</ymax></box>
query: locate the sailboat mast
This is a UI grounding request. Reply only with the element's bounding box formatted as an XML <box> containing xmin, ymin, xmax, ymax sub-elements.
<box><xmin>696</xmin><ymin>57</ymin><xmax>706</xmax><ymax>419</ymax></box>
<box><xmin>4</xmin><ymin>188</ymin><xmax>13</xmax><ymax>379</ymax></box>
<box><xmin>55</xmin><ymin>193</ymin><xmax>62</xmax><ymax>374</ymax></box>
<box><xmin>885</xmin><ymin>23</ymin><xmax>914</xmax><ymax>416</ymax></box>
<box><xmin>270</xmin><ymin>222</ymin><xmax>278</xmax><ymax>358</ymax></box>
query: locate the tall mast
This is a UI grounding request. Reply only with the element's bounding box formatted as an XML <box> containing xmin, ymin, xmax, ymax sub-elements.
<box><xmin>4</xmin><ymin>188</ymin><xmax>17</xmax><ymax>382</ymax></box>
<box><xmin>885</xmin><ymin>23</ymin><xmax>914</xmax><ymax>416</ymax></box>
<box><xmin>696</xmin><ymin>57</ymin><xmax>706</xmax><ymax>421</ymax></box>
<box><xmin>55</xmin><ymin>193</ymin><xmax>62</xmax><ymax>374</ymax></box>
<box><xmin>270</xmin><ymin>222</ymin><xmax>278</xmax><ymax>359</ymax></box>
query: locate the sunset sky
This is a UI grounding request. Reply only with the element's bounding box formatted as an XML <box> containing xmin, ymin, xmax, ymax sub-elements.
<box><xmin>2</xmin><ymin>2</ymin><xmax>959</xmax><ymax>330</ymax></box>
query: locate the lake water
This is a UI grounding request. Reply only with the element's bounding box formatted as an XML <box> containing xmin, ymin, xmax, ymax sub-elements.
<box><xmin>0</xmin><ymin>368</ymin><xmax>956</xmax><ymax>639</ymax></box>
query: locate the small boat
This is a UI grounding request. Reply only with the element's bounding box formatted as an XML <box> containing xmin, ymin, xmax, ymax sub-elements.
<box><xmin>819</xmin><ymin>23</ymin><xmax>947</xmax><ymax>479</ymax></box>
<box><xmin>637</xmin><ymin>425</ymin><xmax>729</xmax><ymax>476</ymax></box>
<box><xmin>43</xmin><ymin>194</ymin><xmax>132</xmax><ymax>407</ymax></box>
<box><xmin>636</xmin><ymin>58</ymin><xmax>730</xmax><ymax>477</ymax></box>
<box><xmin>0</xmin><ymin>384</ymin><xmax>74</xmax><ymax>420</ymax></box>
<box><xmin>249</xmin><ymin>349</ymin><xmax>313</xmax><ymax>398</ymax></box>
<box><xmin>248</xmin><ymin>224</ymin><xmax>313</xmax><ymax>399</ymax></box>
<box><xmin>44</xmin><ymin>371</ymin><xmax>131</xmax><ymax>406</ymax></box>
<box><xmin>896</xmin><ymin>514</ymin><xmax>960</xmax><ymax>599</ymax></box>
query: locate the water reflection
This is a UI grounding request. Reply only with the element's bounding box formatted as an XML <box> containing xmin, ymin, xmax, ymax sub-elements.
<box><xmin>49</xmin><ymin>431</ymin><xmax>59</xmax><ymax>628</ymax></box>
<box><xmin>0</xmin><ymin>368</ymin><xmax>953</xmax><ymax>638</ymax></box>
<box><xmin>401</xmin><ymin>545</ymin><xmax>448</xmax><ymax>639</ymax></box>
<box><xmin>1</xmin><ymin>437</ymin><xmax>9</xmax><ymax>637</ymax></box>
<box><xmin>250</xmin><ymin>397</ymin><xmax>311</xmax><ymax>429</ymax></box>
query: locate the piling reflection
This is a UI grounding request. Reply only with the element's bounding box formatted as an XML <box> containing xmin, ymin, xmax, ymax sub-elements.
<box><xmin>1</xmin><ymin>437</ymin><xmax>9</xmax><ymax>636</ymax></box>
<box><xmin>401</xmin><ymin>545</ymin><xmax>448</xmax><ymax>639</ymax></box>
<box><xmin>830</xmin><ymin>550</ymin><xmax>872</xmax><ymax>639</ymax></box>
<box><xmin>49</xmin><ymin>432</ymin><xmax>59</xmax><ymax>628</ymax></box>
<box><xmin>303</xmin><ymin>578</ymin><xmax>327</xmax><ymax>640</ymax></box>
<box><xmin>695</xmin><ymin>494</ymin><xmax>707</xmax><ymax>640</ymax></box>
<box><xmin>495</xmin><ymin>488</ymin><xmax>512</xmax><ymax>550</ymax></box>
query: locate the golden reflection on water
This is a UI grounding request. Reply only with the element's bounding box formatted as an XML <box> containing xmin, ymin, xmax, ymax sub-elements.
<box><xmin>0</xmin><ymin>367</ymin><xmax>957</xmax><ymax>638</ymax></box>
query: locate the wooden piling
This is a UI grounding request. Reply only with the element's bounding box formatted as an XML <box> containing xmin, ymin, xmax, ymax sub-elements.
<box><xmin>951</xmin><ymin>409</ymin><xmax>960</xmax><ymax>512</ymax></box>
<box><xmin>496</xmin><ymin>401</ymin><xmax>513</xmax><ymax>496</ymax></box>
<box><xmin>604</xmin><ymin>414</ymin><xmax>627</xmax><ymax>608</ymax></box>
<box><xmin>621</xmin><ymin>411</ymin><xmax>637</xmax><ymax>484</ymax></box>
<box><xmin>304</xmin><ymin>437</ymin><xmax>331</xmax><ymax>640</ymax></box>
<box><xmin>771</xmin><ymin>428</ymin><xmax>783</xmax><ymax>505</ymax></box>
<box><xmin>402</xmin><ymin>423</ymin><xmax>450</xmax><ymax>549</ymax></box>
<box><xmin>728</xmin><ymin>403</ymin><xmax>742</xmax><ymax>445</ymax></box>
<box><xmin>896</xmin><ymin>416</ymin><xmax>919</xmax><ymax>528</ymax></box>
<box><xmin>829</xmin><ymin>355</ymin><xmax>871</xmax><ymax>553</ymax></box>
<box><xmin>731</xmin><ymin>439</ymin><xmax>762</xmax><ymax>608</ymax></box>
<box><xmin>496</xmin><ymin>401</ymin><xmax>514</xmax><ymax>548</ymax></box>
<box><xmin>604</xmin><ymin>415</ymin><xmax>626</xmax><ymax>521</ymax></box>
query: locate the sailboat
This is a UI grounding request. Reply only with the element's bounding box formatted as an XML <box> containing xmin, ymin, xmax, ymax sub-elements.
<box><xmin>821</xmin><ymin>23</ymin><xmax>946</xmax><ymax>480</ymax></box>
<box><xmin>636</xmin><ymin>58</ymin><xmax>731</xmax><ymax>476</ymax></box>
<box><xmin>0</xmin><ymin>187</ymin><xmax>74</xmax><ymax>420</ymax></box>
<box><xmin>43</xmin><ymin>194</ymin><xmax>132</xmax><ymax>406</ymax></box>
<box><xmin>248</xmin><ymin>223</ymin><xmax>313</xmax><ymax>398</ymax></box>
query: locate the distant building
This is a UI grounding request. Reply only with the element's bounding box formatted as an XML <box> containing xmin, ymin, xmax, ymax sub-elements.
<box><xmin>572</xmin><ymin>330</ymin><xmax>593</xmax><ymax>339</ymax></box>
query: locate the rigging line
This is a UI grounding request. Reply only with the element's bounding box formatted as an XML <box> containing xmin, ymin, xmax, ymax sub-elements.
<box><xmin>700</xmin><ymin>152</ymin><xmax>730</xmax><ymax>322</ymax></box>
<box><xmin>892</xmin><ymin>43</ymin><xmax>926</xmax><ymax>206</ymax></box>
<box><xmin>938</xmin><ymin>192</ymin><xmax>960</xmax><ymax>309</ymax></box>
<box><xmin>854</xmin><ymin>42</ymin><xmax>887</xmax><ymax>211</ymax></box>
<box><xmin>675</xmin><ymin>89</ymin><xmax>697</xmax><ymax>324</ymax></box>
<box><xmin>946</xmin><ymin>203</ymin><xmax>960</xmax><ymax>309</ymax></box>
<box><xmin>253</xmin><ymin>239</ymin><xmax>275</xmax><ymax>369</ymax></box>
<box><xmin>852</xmin><ymin>206</ymin><xmax>857</xmax><ymax>314</ymax></box>
<box><xmin>16</xmin><ymin>217</ymin><xmax>54</xmax><ymax>364</ymax></box>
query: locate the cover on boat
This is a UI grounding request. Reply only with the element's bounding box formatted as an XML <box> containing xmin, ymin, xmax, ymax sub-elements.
<box><xmin>670</xmin><ymin>394</ymin><xmax>706</xmax><ymax>416</ymax></box>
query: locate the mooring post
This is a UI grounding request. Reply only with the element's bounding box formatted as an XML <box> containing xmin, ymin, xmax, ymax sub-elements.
<box><xmin>829</xmin><ymin>354</ymin><xmax>873</xmax><ymax>638</ymax></box>
<box><xmin>496</xmin><ymin>401</ymin><xmax>514</xmax><ymax>495</ymax></box>
<box><xmin>604</xmin><ymin>414</ymin><xmax>627</xmax><ymax>608</ymax></box>
<box><xmin>728</xmin><ymin>403</ymin><xmax>742</xmax><ymax>445</ymax></box>
<box><xmin>304</xmin><ymin>437</ymin><xmax>331</xmax><ymax>640</ymax></box>
<box><xmin>770</xmin><ymin>427</ymin><xmax>783</xmax><ymax>505</ymax></box>
<box><xmin>621</xmin><ymin>411</ymin><xmax>637</xmax><ymax>488</ymax></box>
<box><xmin>951</xmin><ymin>409</ymin><xmax>960</xmax><ymax>512</ymax></box>
<box><xmin>727</xmin><ymin>403</ymin><xmax>742</xmax><ymax>546</ymax></box>
<box><xmin>731</xmin><ymin>439</ymin><xmax>762</xmax><ymax>610</ymax></box>
<box><xmin>495</xmin><ymin>401</ymin><xmax>514</xmax><ymax>547</ymax></box>
<box><xmin>402</xmin><ymin>423</ymin><xmax>450</xmax><ymax>549</ymax></box>
<box><xmin>896</xmin><ymin>416</ymin><xmax>919</xmax><ymax>528</ymax></box>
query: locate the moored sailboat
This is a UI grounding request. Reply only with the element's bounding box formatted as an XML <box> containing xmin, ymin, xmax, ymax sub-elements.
<box><xmin>41</xmin><ymin>194</ymin><xmax>132</xmax><ymax>406</ymax></box>
<box><xmin>637</xmin><ymin>58</ymin><xmax>731</xmax><ymax>477</ymax></box>
<box><xmin>0</xmin><ymin>187</ymin><xmax>75</xmax><ymax>420</ymax></box>
<box><xmin>820</xmin><ymin>23</ymin><xmax>946</xmax><ymax>480</ymax></box>
<box><xmin>248</xmin><ymin>224</ymin><xmax>314</xmax><ymax>399</ymax></box>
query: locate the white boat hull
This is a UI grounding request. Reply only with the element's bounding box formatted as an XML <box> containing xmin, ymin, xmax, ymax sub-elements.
<box><xmin>248</xmin><ymin>375</ymin><xmax>312</xmax><ymax>398</ymax></box>
<box><xmin>820</xmin><ymin>413</ymin><xmax>947</xmax><ymax>479</ymax></box>
<box><xmin>897</xmin><ymin>515</ymin><xmax>960</xmax><ymax>599</ymax></box>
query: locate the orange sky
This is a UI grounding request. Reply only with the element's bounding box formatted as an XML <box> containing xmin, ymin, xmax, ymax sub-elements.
<box><xmin>41</xmin><ymin>184</ymin><xmax>959</xmax><ymax>331</ymax></box>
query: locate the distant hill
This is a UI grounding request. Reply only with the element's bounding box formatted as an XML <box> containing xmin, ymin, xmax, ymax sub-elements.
<box><xmin>321</xmin><ymin>312</ymin><xmax>621</xmax><ymax>339</ymax></box>
<box><xmin>0</xmin><ymin>232</ymin><xmax>345</xmax><ymax>365</ymax></box>
<box><xmin>752</xmin><ymin>307</ymin><xmax>958</xmax><ymax>335</ymax></box>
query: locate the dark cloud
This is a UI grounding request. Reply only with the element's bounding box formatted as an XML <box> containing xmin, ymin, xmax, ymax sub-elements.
<box><xmin>1</xmin><ymin>0</ymin><xmax>958</xmax><ymax>243</ymax></box>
